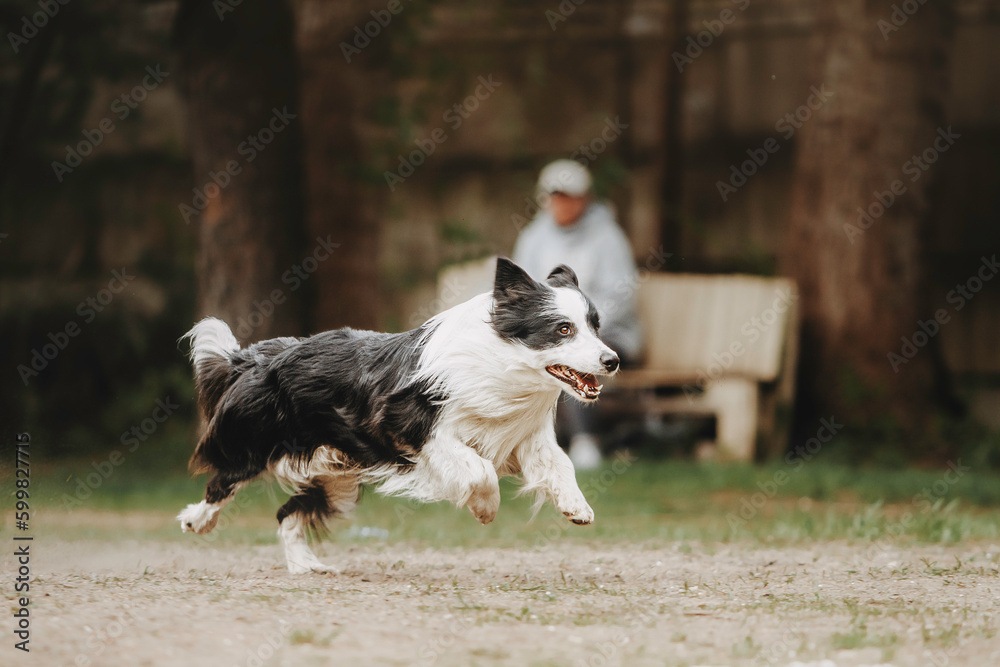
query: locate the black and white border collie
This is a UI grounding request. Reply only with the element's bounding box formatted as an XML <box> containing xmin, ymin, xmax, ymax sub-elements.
<box><xmin>177</xmin><ymin>258</ymin><xmax>619</xmax><ymax>573</ymax></box>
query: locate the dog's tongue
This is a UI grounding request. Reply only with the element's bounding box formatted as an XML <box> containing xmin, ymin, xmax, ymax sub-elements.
<box><xmin>577</xmin><ymin>372</ymin><xmax>599</xmax><ymax>388</ymax></box>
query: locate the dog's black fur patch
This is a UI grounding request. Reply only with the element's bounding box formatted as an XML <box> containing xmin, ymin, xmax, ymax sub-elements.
<box><xmin>193</xmin><ymin>356</ymin><xmax>239</xmax><ymax>421</ymax></box>
<box><xmin>545</xmin><ymin>264</ymin><xmax>579</xmax><ymax>289</ymax></box>
<box><xmin>189</xmin><ymin>325</ymin><xmax>445</xmax><ymax>506</ymax></box>
<box><xmin>276</xmin><ymin>481</ymin><xmax>340</xmax><ymax>537</ymax></box>
<box><xmin>490</xmin><ymin>258</ymin><xmax>601</xmax><ymax>348</ymax></box>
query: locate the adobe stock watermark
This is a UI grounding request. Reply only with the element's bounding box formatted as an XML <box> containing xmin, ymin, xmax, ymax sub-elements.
<box><xmin>412</xmin><ymin>611</ymin><xmax>476</xmax><ymax>667</ymax></box>
<box><xmin>608</xmin><ymin>245</ymin><xmax>672</xmax><ymax>299</ymax></box>
<box><xmin>340</xmin><ymin>0</ymin><xmax>413</xmax><ymax>62</ymax></box>
<box><xmin>408</xmin><ymin>271</ymin><xmax>472</xmax><ymax>329</ymax></box>
<box><xmin>672</xmin><ymin>0</ymin><xmax>751</xmax><ymax>73</ymax></box>
<box><xmin>888</xmin><ymin>254</ymin><xmax>998</xmax><ymax>372</ymax></box>
<box><xmin>877</xmin><ymin>0</ymin><xmax>928</xmax><ymax>41</ymax></box>
<box><xmin>70</xmin><ymin>609</ymin><xmax>143</xmax><ymax>667</ymax></box>
<box><xmin>844</xmin><ymin>126</ymin><xmax>960</xmax><ymax>243</ymax></box>
<box><xmin>384</xmin><ymin>76</ymin><xmax>502</xmax><ymax>191</ymax></box>
<box><xmin>509</xmin><ymin>195</ymin><xmax>545</xmax><ymax>233</ymax></box>
<box><xmin>544</xmin><ymin>0</ymin><xmax>587</xmax><ymax>30</ymax></box>
<box><xmin>52</xmin><ymin>65</ymin><xmax>170</xmax><ymax>182</ymax></box>
<box><xmin>726</xmin><ymin>416</ymin><xmax>843</xmax><ymax>530</ymax></box>
<box><xmin>682</xmin><ymin>287</ymin><xmax>797</xmax><ymax>401</ymax></box>
<box><xmin>179</xmin><ymin>106</ymin><xmax>297</xmax><ymax>224</ymax></box>
<box><xmin>754</xmin><ymin>624</ymin><xmax>805</xmax><ymax>667</ymax></box>
<box><xmin>568</xmin><ymin>116</ymin><xmax>628</xmax><ymax>168</ymax></box>
<box><xmin>232</xmin><ymin>235</ymin><xmax>340</xmax><ymax>340</ymax></box>
<box><xmin>237</xmin><ymin>621</ymin><xmax>291</xmax><ymax>667</ymax></box>
<box><xmin>579</xmin><ymin>596</ymin><xmax>658</xmax><ymax>667</ymax></box>
<box><xmin>857</xmin><ymin>460</ymin><xmax>970</xmax><ymax>564</ymax></box>
<box><xmin>61</xmin><ymin>397</ymin><xmax>180</xmax><ymax>510</ymax></box>
<box><xmin>716</xmin><ymin>84</ymin><xmax>834</xmax><ymax>202</ymax></box>
<box><xmin>7</xmin><ymin>0</ymin><xmax>71</xmax><ymax>55</ymax></box>
<box><xmin>213</xmin><ymin>0</ymin><xmax>245</xmax><ymax>21</ymax></box>
<box><xmin>16</xmin><ymin>268</ymin><xmax>135</xmax><ymax>385</ymax></box>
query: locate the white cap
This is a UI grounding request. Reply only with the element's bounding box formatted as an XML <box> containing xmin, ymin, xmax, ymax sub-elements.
<box><xmin>537</xmin><ymin>159</ymin><xmax>592</xmax><ymax>197</ymax></box>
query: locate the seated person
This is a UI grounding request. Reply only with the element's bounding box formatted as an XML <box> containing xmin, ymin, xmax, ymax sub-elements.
<box><xmin>513</xmin><ymin>159</ymin><xmax>642</xmax><ymax>468</ymax></box>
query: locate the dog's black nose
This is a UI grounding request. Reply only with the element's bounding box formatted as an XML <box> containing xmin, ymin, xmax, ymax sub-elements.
<box><xmin>601</xmin><ymin>352</ymin><xmax>620</xmax><ymax>373</ymax></box>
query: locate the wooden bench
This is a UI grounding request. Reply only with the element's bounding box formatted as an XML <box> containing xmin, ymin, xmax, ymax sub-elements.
<box><xmin>434</xmin><ymin>258</ymin><xmax>799</xmax><ymax>461</ymax></box>
<box><xmin>609</xmin><ymin>274</ymin><xmax>799</xmax><ymax>461</ymax></box>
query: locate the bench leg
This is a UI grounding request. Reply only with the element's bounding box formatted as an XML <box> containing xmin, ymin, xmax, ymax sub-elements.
<box><xmin>704</xmin><ymin>378</ymin><xmax>758</xmax><ymax>461</ymax></box>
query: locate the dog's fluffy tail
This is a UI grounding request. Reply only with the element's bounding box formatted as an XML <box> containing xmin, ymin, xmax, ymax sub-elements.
<box><xmin>181</xmin><ymin>318</ymin><xmax>242</xmax><ymax>474</ymax></box>
<box><xmin>181</xmin><ymin>316</ymin><xmax>241</xmax><ymax>424</ymax></box>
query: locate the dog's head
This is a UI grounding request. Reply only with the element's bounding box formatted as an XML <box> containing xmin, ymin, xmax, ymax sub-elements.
<box><xmin>490</xmin><ymin>257</ymin><xmax>619</xmax><ymax>402</ymax></box>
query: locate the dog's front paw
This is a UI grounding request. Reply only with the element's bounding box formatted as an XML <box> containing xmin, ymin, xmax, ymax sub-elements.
<box><xmin>467</xmin><ymin>483</ymin><xmax>501</xmax><ymax>525</ymax></box>
<box><xmin>178</xmin><ymin>501</ymin><xmax>220</xmax><ymax>534</ymax></box>
<box><xmin>560</xmin><ymin>500</ymin><xmax>594</xmax><ymax>525</ymax></box>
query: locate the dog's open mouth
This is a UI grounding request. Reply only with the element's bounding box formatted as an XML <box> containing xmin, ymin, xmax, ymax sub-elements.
<box><xmin>546</xmin><ymin>364</ymin><xmax>602</xmax><ymax>400</ymax></box>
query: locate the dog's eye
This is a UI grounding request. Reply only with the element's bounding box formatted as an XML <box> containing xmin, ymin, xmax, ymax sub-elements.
<box><xmin>558</xmin><ymin>324</ymin><xmax>572</xmax><ymax>335</ymax></box>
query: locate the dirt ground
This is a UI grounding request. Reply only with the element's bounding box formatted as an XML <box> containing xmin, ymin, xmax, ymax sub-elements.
<box><xmin>4</xmin><ymin>522</ymin><xmax>1000</xmax><ymax>667</ymax></box>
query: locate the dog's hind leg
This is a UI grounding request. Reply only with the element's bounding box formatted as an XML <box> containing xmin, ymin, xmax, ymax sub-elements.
<box><xmin>178</xmin><ymin>473</ymin><xmax>248</xmax><ymax>535</ymax></box>
<box><xmin>276</xmin><ymin>473</ymin><xmax>360</xmax><ymax>574</ymax></box>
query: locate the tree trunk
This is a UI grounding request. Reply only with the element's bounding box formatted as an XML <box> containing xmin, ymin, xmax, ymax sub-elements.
<box><xmin>782</xmin><ymin>1</ymin><xmax>954</xmax><ymax>438</ymax></box>
<box><xmin>175</xmin><ymin>0</ymin><xmax>307</xmax><ymax>342</ymax></box>
<box><xmin>293</xmin><ymin>1</ymin><xmax>382</xmax><ymax>332</ymax></box>
<box><xmin>658</xmin><ymin>0</ymin><xmax>688</xmax><ymax>263</ymax></box>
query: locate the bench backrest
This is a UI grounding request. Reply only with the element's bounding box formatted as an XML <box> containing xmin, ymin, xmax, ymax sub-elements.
<box><xmin>637</xmin><ymin>274</ymin><xmax>797</xmax><ymax>382</ymax></box>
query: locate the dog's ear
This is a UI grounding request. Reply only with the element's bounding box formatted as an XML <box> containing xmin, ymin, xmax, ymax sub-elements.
<box><xmin>494</xmin><ymin>257</ymin><xmax>539</xmax><ymax>301</ymax></box>
<box><xmin>546</xmin><ymin>264</ymin><xmax>579</xmax><ymax>289</ymax></box>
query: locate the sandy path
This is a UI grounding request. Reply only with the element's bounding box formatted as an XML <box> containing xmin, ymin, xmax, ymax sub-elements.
<box><xmin>3</xmin><ymin>535</ymin><xmax>999</xmax><ymax>666</ymax></box>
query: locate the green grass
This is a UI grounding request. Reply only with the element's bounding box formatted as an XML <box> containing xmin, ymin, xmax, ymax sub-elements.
<box><xmin>18</xmin><ymin>444</ymin><xmax>1000</xmax><ymax>547</ymax></box>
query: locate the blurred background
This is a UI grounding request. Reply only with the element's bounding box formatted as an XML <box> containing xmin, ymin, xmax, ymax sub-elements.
<box><xmin>2</xmin><ymin>0</ymin><xmax>998</xmax><ymax>469</ymax></box>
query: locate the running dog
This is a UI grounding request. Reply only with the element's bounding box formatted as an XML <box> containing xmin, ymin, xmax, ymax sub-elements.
<box><xmin>177</xmin><ymin>258</ymin><xmax>619</xmax><ymax>573</ymax></box>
